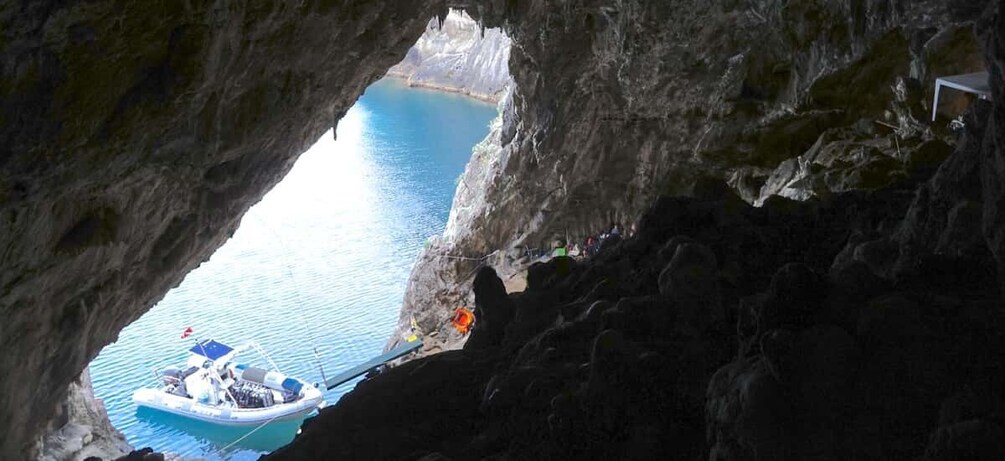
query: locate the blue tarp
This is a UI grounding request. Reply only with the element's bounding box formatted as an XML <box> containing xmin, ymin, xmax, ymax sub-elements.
<box><xmin>189</xmin><ymin>339</ymin><xmax>234</xmax><ymax>361</ymax></box>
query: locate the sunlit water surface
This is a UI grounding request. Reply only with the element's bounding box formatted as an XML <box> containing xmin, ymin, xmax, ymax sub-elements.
<box><xmin>89</xmin><ymin>78</ymin><xmax>497</xmax><ymax>460</ymax></box>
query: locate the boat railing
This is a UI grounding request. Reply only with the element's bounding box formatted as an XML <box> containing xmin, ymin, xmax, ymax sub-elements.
<box><xmin>148</xmin><ymin>366</ymin><xmax>164</xmax><ymax>389</ymax></box>
<box><xmin>247</xmin><ymin>341</ymin><xmax>283</xmax><ymax>374</ymax></box>
<box><xmin>225</xmin><ymin>340</ymin><xmax>284</xmax><ymax>375</ymax></box>
<box><xmin>146</xmin><ymin>360</ymin><xmax>185</xmax><ymax>389</ymax></box>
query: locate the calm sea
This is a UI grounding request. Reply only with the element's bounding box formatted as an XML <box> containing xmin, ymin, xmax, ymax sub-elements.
<box><xmin>89</xmin><ymin>78</ymin><xmax>497</xmax><ymax>460</ymax></box>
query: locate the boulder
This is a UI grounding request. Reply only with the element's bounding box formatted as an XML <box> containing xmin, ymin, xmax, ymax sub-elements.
<box><xmin>658</xmin><ymin>243</ymin><xmax>722</xmax><ymax>333</ymax></box>
<box><xmin>924</xmin><ymin>420</ymin><xmax>1005</xmax><ymax>461</ymax></box>
<box><xmin>706</xmin><ymin>358</ymin><xmax>792</xmax><ymax>460</ymax></box>
<box><xmin>757</xmin><ymin>263</ymin><xmax>825</xmax><ymax>331</ymax></box>
<box><xmin>464</xmin><ymin>267</ymin><xmax>516</xmax><ymax>351</ymax></box>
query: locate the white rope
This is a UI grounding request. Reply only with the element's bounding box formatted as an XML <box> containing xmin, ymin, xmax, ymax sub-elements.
<box><xmin>246</xmin><ymin>211</ymin><xmax>327</xmax><ymax>383</ymax></box>
<box><xmin>216</xmin><ymin>412</ymin><xmax>289</xmax><ymax>454</ymax></box>
<box><xmin>248</xmin><ymin>341</ymin><xmax>283</xmax><ymax>375</ymax></box>
<box><xmin>431</xmin><ymin>249</ymin><xmax>499</xmax><ymax>261</ymax></box>
<box><xmin>175</xmin><ymin>407</ymin><xmax>290</xmax><ymax>458</ymax></box>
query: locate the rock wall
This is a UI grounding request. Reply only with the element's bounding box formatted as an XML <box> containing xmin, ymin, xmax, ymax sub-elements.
<box><xmin>269</xmin><ymin>2</ymin><xmax>1005</xmax><ymax>456</ymax></box>
<box><xmin>0</xmin><ymin>2</ymin><xmax>445</xmax><ymax>458</ymax></box>
<box><xmin>389</xmin><ymin>0</ymin><xmax>993</xmax><ymax>357</ymax></box>
<box><xmin>464</xmin><ymin>0</ymin><xmax>989</xmax><ymax>248</ymax></box>
<box><xmin>388</xmin><ymin>91</ymin><xmax>514</xmax><ymax>356</ymax></box>
<box><xmin>37</xmin><ymin>367</ymin><xmax>131</xmax><ymax>461</ymax></box>
<box><xmin>386</xmin><ymin>9</ymin><xmax>512</xmax><ymax>103</ymax></box>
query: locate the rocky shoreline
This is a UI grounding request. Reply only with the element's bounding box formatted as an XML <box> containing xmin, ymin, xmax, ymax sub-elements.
<box><xmin>37</xmin><ymin>368</ymin><xmax>199</xmax><ymax>461</ymax></box>
<box><xmin>385</xmin><ymin>9</ymin><xmax>512</xmax><ymax>104</ymax></box>
<box><xmin>382</xmin><ymin>74</ymin><xmax>504</xmax><ymax>104</ymax></box>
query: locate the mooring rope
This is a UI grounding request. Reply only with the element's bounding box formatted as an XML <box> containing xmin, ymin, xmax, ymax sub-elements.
<box><xmin>217</xmin><ymin>411</ymin><xmax>289</xmax><ymax>454</ymax></box>
<box><xmin>173</xmin><ymin>211</ymin><xmax>327</xmax><ymax>459</ymax></box>
<box><xmin>247</xmin><ymin>211</ymin><xmax>327</xmax><ymax>382</ymax></box>
<box><xmin>430</xmin><ymin>249</ymin><xmax>499</xmax><ymax>261</ymax></box>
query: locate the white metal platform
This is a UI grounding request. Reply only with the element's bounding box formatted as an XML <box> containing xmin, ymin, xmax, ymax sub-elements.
<box><xmin>324</xmin><ymin>338</ymin><xmax>423</xmax><ymax>390</ymax></box>
<box><xmin>932</xmin><ymin>71</ymin><xmax>992</xmax><ymax>121</ymax></box>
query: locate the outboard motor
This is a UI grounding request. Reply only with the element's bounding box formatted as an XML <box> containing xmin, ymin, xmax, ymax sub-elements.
<box><xmin>161</xmin><ymin>366</ymin><xmax>182</xmax><ymax>385</ymax></box>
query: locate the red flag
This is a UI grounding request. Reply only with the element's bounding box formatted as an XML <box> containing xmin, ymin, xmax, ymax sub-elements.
<box><xmin>180</xmin><ymin>326</ymin><xmax>194</xmax><ymax>339</ymax></box>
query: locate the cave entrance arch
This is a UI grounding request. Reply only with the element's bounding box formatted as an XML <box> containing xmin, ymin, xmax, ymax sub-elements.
<box><xmin>75</xmin><ymin>11</ymin><xmax>508</xmax><ymax>459</ymax></box>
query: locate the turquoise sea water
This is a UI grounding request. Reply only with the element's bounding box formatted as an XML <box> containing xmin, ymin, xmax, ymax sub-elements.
<box><xmin>89</xmin><ymin>78</ymin><xmax>497</xmax><ymax>460</ymax></box>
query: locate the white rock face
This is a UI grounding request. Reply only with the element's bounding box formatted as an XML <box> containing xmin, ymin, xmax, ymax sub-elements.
<box><xmin>444</xmin><ymin>90</ymin><xmax>510</xmax><ymax>243</ymax></box>
<box><xmin>387</xmin><ymin>10</ymin><xmax>512</xmax><ymax>102</ymax></box>
<box><xmin>388</xmin><ymin>90</ymin><xmax>533</xmax><ymax>357</ymax></box>
<box><xmin>386</xmin><ymin>95</ymin><xmax>507</xmax><ymax>356</ymax></box>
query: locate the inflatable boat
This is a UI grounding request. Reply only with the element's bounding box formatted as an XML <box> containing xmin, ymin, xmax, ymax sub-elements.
<box><xmin>133</xmin><ymin>339</ymin><xmax>324</xmax><ymax>426</ymax></box>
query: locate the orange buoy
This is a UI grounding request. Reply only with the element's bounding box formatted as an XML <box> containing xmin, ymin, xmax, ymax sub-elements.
<box><xmin>451</xmin><ymin>307</ymin><xmax>475</xmax><ymax>334</ymax></box>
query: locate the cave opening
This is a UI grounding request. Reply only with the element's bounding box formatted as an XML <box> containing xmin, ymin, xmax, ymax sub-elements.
<box><xmin>85</xmin><ymin>80</ymin><xmax>499</xmax><ymax>460</ymax></box>
<box><xmin>5</xmin><ymin>0</ymin><xmax>1005</xmax><ymax>459</ymax></box>
<box><xmin>71</xmin><ymin>12</ymin><xmax>508</xmax><ymax>460</ymax></box>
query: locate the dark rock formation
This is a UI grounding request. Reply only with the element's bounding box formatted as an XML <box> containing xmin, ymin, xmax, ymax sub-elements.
<box><xmin>464</xmin><ymin>267</ymin><xmax>514</xmax><ymax>350</ymax></box>
<box><xmin>265</xmin><ymin>350</ymin><xmax>497</xmax><ymax>460</ymax></box>
<box><xmin>270</xmin><ymin>173</ymin><xmax>962</xmax><ymax>458</ymax></box>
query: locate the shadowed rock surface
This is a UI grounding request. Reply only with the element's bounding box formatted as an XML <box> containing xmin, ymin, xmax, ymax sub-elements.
<box><xmin>270</xmin><ymin>174</ymin><xmax>1002</xmax><ymax>459</ymax></box>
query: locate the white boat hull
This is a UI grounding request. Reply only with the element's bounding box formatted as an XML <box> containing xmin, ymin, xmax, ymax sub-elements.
<box><xmin>133</xmin><ymin>384</ymin><xmax>323</xmax><ymax>426</ymax></box>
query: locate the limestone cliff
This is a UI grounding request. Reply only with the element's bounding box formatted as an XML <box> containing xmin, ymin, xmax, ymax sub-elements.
<box><xmin>389</xmin><ymin>0</ymin><xmax>993</xmax><ymax>359</ymax></box>
<box><xmin>390</xmin><ymin>94</ymin><xmax>513</xmax><ymax>355</ymax></box>
<box><xmin>386</xmin><ymin>9</ymin><xmax>512</xmax><ymax>103</ymax></box>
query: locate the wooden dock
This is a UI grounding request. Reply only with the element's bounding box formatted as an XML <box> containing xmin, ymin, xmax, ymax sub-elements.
<box><xmin>324</xmin><ymin>339</ymin><xmax>424</xmax><ymax>390</ymax></box>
